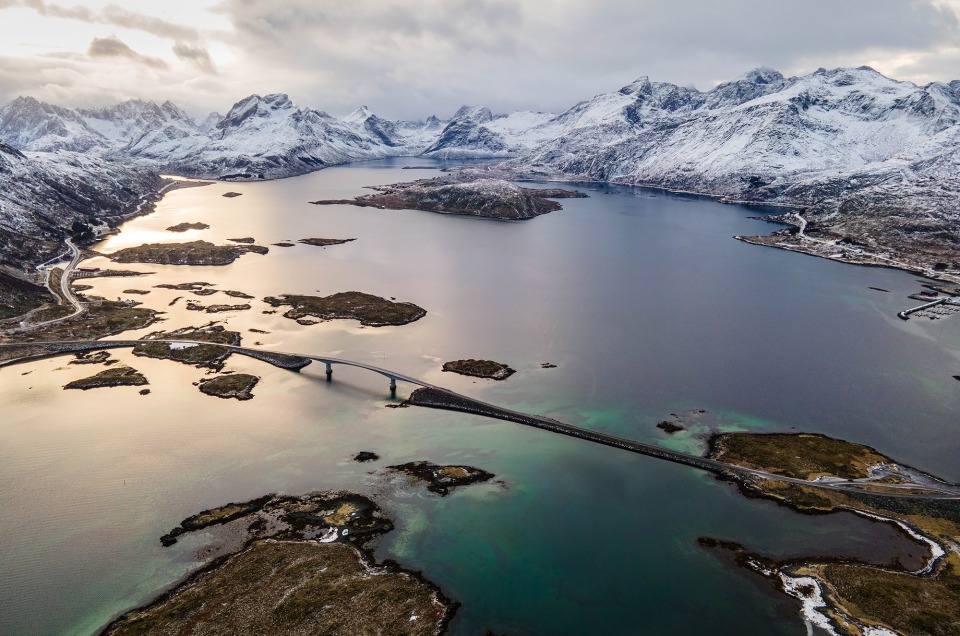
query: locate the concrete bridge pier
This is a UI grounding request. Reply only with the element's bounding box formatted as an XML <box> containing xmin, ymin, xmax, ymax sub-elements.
<box><xmin>389</xmin><ymin>376</ymin><xmax>397</xmax><ymax>396</ymax></box>
<box><xmin>325</xmin><ymin>362</ymin><xmax>333</xmax><ymax>381</ymax></box>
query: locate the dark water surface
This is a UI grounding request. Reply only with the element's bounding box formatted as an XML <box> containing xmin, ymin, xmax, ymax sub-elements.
<box><xmin>1</xmin><ymin>157</ymin><xmax>958</xmax><ymax>635</ymax></box>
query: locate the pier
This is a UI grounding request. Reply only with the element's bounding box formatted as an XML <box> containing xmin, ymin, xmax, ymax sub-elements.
<box><xmin>897</xmin><ymin>297</ymin><xmax>960</xmax><ymax>321</ymax></box>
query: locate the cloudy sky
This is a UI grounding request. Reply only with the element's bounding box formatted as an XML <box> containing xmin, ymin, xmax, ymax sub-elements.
<box><xmin>1</xmin><ymin>0</ymin><xmax>959</xmax><ymax>119</ymax></box>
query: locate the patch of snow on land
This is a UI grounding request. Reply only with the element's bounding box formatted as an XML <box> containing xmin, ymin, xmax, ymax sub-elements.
<box><xmin>168</xmin><ymin>342</ymin><xmax>199</xmax><ymax>350</ymax></box>
<box><xmin>779</xmin><ymin>574</ymin><xmax>840</xmax><ymax>636</ymax></box>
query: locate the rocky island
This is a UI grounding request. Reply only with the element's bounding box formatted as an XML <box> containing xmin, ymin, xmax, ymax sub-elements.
<box><xmin>63</xmin><ymin>365</ymin><xmax>148</xmax><ymax>391</ymax></box>
<box><xmin>165</xmin><ymin>222</ymin><xmax>209</xmax><ymax>232</ymax></box>
<box><xmin>198</xmin><ymin>373</ymin><xmax>259</xmax><ymax>400</ymax></box>
<box><xmin>185</xmin><ymin>300</ymin><xmax>252</xmax><ymax>313</ymax></box>
<box><xmin>299</xmin><ymin>237</ymin><xmax>356</xmax><ymax>246</ymax></box>
<box><xmin>109</xmin><ymin>241</ymin><xmax>268</xmax><ymax>266</ymax></box>
<box><xmin>311</xmin><ymin>173</ymin><xmax>586</xmax><ymax>220</ymax></box>
<box><xmin>389</xmin><ymin>461</ymin><xmax>495</xmax><ymax>495</ymax></box>
<box><xmin>264</xmin><ymin>292</ymin><xmax>426</xmax><ymax>327</ymax></box>
<box><xmin>442</xmin><ymin>359</ymin><xmax>516</xmax><ymax>380</ymax></box>
<box><xmin>106</xmin><ymin>491</ymin><xmax>453</xmax><ymax>636</ymax></box>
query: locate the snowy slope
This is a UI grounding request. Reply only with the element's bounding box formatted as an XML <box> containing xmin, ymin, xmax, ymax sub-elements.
<box><xmin>340</xmin><ymin>105</ymin><xmax>438</xmax><ymax>153</ymax></box>
<box><xmin>422</xmin><ymin>106</ymin><xmax>555</xmax><ymax>158</ymax></box>
<box><xmin>0</xmin><ymin>142</ymin><xmax>160</xmax><ymax>269</ymax></box>
<box><xmin>511</xmin><ymin>67</ymin><xmax>960</xmax><ymax>197</ymax></box>
<box><xmin>0</xmin><ymin>66</ymin><xmax>957</xmax><ymax>272</ymax></box>
<box><xmin>0</xmin><ymin>97</ymin><xmax>107</xmax><ymax>152</ymax></box>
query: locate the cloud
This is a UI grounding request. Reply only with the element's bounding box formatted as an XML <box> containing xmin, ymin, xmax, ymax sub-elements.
<box><xmin>1</xmin><ymin>0</ymin><xmax>959</xmax><ymax>119</ymax></box>
<box><xmin>88</xmin><ymin>36</ymin><xmax>167</xmax><ymax>69</ymax></box>
<box><xmin>172</xmin><ymin>41</ymin><xmax>217</xmax><ymax>74</ymax></box>
<box><xmin>203</xmin><ymin>0</ymin><xmax>960</xmax><ymax>119</ymax></box>
<box><xmin>99</xmin><ymin>5</ymin><xmax>199</xmax><ymax>41</ymax></box>
<box><xmin>14</xmin><ymin>0</ymin><xmax>199</xmax><ymax>41</ymax></box>
<box><xmin>19</xmin><ymin>0</ymin><xmax>91</xmax><ymax>20</ymax></box>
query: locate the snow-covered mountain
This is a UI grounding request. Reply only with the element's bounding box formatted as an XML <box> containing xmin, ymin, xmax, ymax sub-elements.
<box><xmin>0</xmin><ymin>94</ymin><xmax>444</xmax><ymax>181</ymax></box>
<box><xmin>0</xmin><ymin>66</ymin><xmax>958</xmax><ymax>278</ymax></box>
<box><xmin>3</xmin><ymin>67</ymin><xmax>957</xmax><ymax>187</ymax></box>
<box><xmin>0</xmin><ymin>141</ymin><xmax>160</xmax><ymax>270</ymax></box>
<box><xmin>0</xmin><ymin>96</ymin><xmax>107</xmax><ymax>153</ymax></box>
<box><xmin>422</xmin><ymin>106</ymin><xmax>555</xmax><ymax>158</ymax></box>
<box><xmin>510</xmin><ymin>66</ymin><xmax>960</xmax><ymax>192</ymax></box>
<box><xmin>133</xmin><ymin>93</ymin><xmax>395</xmax><ymax>179</ymax></box>
<box><xmin>522</xmin><ymin>67</ymin><xmax>959</xmax><ymax>274</ymax></box>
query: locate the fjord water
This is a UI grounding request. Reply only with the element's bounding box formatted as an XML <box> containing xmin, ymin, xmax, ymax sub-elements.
<box><xmin>1</xmin><ymin>157</ymin><xmax>958</xmax><ymax>635</ymax></box>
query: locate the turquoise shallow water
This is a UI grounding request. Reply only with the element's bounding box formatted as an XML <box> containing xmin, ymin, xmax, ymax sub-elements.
<box><xmin>1</xmin><ymin>158</ymin><xmax>958</xmax><ymax>635</ymax></box>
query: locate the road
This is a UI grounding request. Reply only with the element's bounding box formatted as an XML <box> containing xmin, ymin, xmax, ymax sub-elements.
<box><xmin>2</xmin><ymin>339</ymin><xmax>959</xmax><ymax>502</ymax></box>
<box><xmin>792</xmin><ymin>212</ymin><xmax>941</xmax><ymax>278</ymax></box>
<box><xmin>6</xmin><ymin>179</ymin><xmax>190</xmax><ymax>336</ymax></box>
<box><xmin>21</xmin><ymin>238</ymin><xmax>85</xmax><ymax>332</ymax></box>
<box><xmin>57</xmin><ymin>238</ymin><xmax>84</xmax><ymax>319</ymax></box>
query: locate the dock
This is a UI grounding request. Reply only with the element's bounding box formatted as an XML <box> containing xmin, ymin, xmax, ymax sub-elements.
<box><xmin>898</xmin><ymin>297</ymin><xmax>960</xmax><ymax>321</ymax></box>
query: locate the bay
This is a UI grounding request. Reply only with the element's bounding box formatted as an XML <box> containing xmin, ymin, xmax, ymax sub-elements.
<box><xmin>1</xmin><ymin>157</ymin><xmax>957</xmax><ymax>635</ymax></box>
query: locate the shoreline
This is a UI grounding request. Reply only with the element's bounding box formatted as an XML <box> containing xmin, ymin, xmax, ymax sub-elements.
<box><xmin>510</xmin><ymin>170</ymin><xmax>960</xmax><ymax>286</ymax></box>
<box><xmin>97</xmin><ymin>489</ymin><xmax>463</xmax><ymax>636</ymax></box>
<box><xmin>736</xmin><ymin>235</ymin><xmax>960</xmax><ymax>287</ymax></box>
<box><xmin>0</xmin><ymin>177</ymin><xmax>210</xmax><ymax>329</ymax></box>
<box><xmin>774</xmin><ymin>505</ymin><xmax>950</xmax><ymax>636</ymax></box>
<box><xmin>147</xmin><ymin>161</ymin><xmax>960</xmax><ymax>288</ymax></box>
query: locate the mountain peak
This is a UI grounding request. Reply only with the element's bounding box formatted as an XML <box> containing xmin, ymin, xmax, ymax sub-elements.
<box><xmin>9</xmin><ymin>95</ymin><xmax>42</xmax><ymax>108</ymax></box>
<box><xmin>218</xmin><ymin>93</ymin><xmax>295</xmax><ymax>130</ymax></box>
<box><xmin>619</xmin><ymin>76</ymin><xmax>651</xmax><ymax>95</ymax></box>
<box><xmin>262</xmin><ymin>93</ymin><xmax>293</xmax><ymax>109</ymax></box>
<box><xmin>452</xmin><ymin>105</ymin><xmax>494</xmax><ymax>123</ymax></box>
<box><xmin>737</xmin><ymin>67</ymin><xmax>784</xmax><ymax>85</ymax></box>
<box><xmin>343</xmin><ymin>105</ymin><xmax>373</xmax><ymax>124</ymax></box>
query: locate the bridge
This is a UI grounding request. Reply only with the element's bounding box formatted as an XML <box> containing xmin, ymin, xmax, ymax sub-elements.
<box><xmin>0</xmin><ymin>339</ymin><xmax>433</xmax><ymax>396</ymax></box>
<box><xmin>2</xmin><ymin>339</ymin><xmax>960</xmax><ymax>502</ymax></box>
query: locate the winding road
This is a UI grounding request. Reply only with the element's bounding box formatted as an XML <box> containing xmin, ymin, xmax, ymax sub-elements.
<box><xmin>2</xmin><ymin>339</ymin><xmax>959</xmax><ymax>502</ymax></box>
<box><xmin>55</xmin><ymin>238</ymin><xmax>84</xmax><ymax>320</ymax></box>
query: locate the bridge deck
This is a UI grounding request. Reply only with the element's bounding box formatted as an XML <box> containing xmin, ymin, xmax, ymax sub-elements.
<box><xmin>2</xmin><ymin>340</ymin><xmax>959</xmax><ymax>501</ymax></box>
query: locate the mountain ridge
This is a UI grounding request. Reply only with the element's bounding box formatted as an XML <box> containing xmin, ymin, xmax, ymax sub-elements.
<box><xmin>0</xmin><ymin>66</ymin><xmax>957</xmax><ymax>287</ymax></box>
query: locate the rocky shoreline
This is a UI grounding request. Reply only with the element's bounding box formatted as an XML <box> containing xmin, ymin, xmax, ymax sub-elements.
<box><xmin>736</xmin><ymin>230</ymin><xmax>960</xmax><ymax>286</ymax></box>
<box><xmin>705</xmin><ymin>431</ymin><xmax>960</xmax><ymax>636</ymax></box>
<box><xmin>104</xmin><ymin>490</ymin><xmax>457</xmax><ymax>636</ymax></box>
